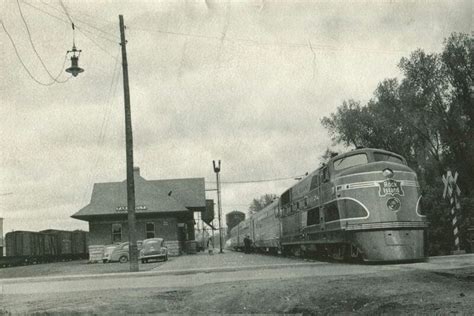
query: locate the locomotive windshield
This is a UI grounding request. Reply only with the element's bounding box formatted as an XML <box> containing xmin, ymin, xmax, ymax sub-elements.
<box><xmin>373</xmin><ymin>152</ymin><xmax>404</xmax><ymax>164</ymax></box>
<box><xmin>333</xmin><ymin>153</ymin><xmax>368</xmax><ymax>171</ymax></box>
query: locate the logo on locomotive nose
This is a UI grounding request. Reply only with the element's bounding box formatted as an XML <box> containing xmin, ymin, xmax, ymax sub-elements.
<box><xmin>378</xmin><ymin>179</ymin><xmax>404</xmax><ymax>197</ymax></box>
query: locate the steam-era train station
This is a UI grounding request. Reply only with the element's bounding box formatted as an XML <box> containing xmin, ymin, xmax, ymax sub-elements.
<box><xmin>1</xmin><ymin>0</ymin><xmax>472</xmax><ymax>314</ymax></box>
<box><xmin>1</xmin><ymin>147</ymin><xmax>473</xmax><ymax>314</ymax></box>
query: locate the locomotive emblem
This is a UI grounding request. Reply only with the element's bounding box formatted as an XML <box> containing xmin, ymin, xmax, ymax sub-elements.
<box><xmin>378</xmin><ymin>179</ymin><xmax>404</xmax><ymax>197</ymax></box>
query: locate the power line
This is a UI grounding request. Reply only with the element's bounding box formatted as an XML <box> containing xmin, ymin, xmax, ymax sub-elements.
<box><xmin>57</xmin><ymin>0</ymin><xmax>119</xmax><ymax>44</ymax></box>
<box><xmin>81</xmin><ymin>48</ymin><xmax>121</xmax><ymax>206</ymax></box>
<box><xmin>21</xmin><ymin>0</ymin><xmax>69</xmax><ymax>24</ymax></box>
<box><xmin>1</xmin><ymin>20</ymin><xmax>70</xmax><ymax>86</ymax></box>
<box><xmin>131</xmin><ymin>25</ymin><xmax>411</xmax><ymax>55</ymax></box>
<box><xmin>20</xmin><ymin>0</ymin><xmax>119</xmax><ymax>56</ymax></box>
<box><xmin>52</xmin><ymin>0</ymin><xmax>119</xmax><ymax>40</ymax></box>
<box><xmin>16</xmin><ymin>0</ymin><xmax>70</xmax><ymax>84</ymax></box>
<box><xmin>75</xmin><ymin>26</ymin><xmax>119</xmax><ymax>60</ymax></box>
<box><xmin>206</xmin><ymin>174</ymin><xmax>306</xmax><ymax>185</ymax></box>
<box><xmin>58</xmin><ymin>0</ymin><xmax>74</xmax><ymax>25</ymax></box>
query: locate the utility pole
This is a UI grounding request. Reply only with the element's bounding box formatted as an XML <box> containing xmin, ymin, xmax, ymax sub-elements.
<box><xmin>213</xmin><ymin>160</ymin><xmax>223</xmax><ymax>253</ymax></box>
<box><xmin>119</xmin><ymin>15</ymin><xmax>139</xmax><ymax>272</ymax></box>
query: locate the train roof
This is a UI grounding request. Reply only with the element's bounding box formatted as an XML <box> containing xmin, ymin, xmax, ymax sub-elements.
<box><xmin>330</xmin><ymin>148</ymin><xmax>404</xmax><ymax>162</ymax></box>
<box><xmin>281</xmin><ymin>148</ymin><xmax>406</xmax><ymax>197</ymax></box>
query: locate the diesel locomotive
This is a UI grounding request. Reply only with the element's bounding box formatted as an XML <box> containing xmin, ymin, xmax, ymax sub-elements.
<box><xmin>229</xmin><ymin>148</ymin><xmax>428</xmax><ymax>262</ymax></box>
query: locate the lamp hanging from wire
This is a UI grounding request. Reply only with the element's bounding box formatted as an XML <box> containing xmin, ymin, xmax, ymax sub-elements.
<box><xmin>65</xmin><ymin>23</ymin><xmax>84</xmax><ymax>77</ymax></box>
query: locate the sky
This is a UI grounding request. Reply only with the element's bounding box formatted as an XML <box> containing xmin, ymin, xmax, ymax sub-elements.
<box><xmin>0</xmin><ymin>0</ymin><xmax>471</xmax><ymax>234</ymax></box>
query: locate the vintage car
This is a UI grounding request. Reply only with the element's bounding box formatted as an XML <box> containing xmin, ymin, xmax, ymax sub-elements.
<box><xmin>102</xmin><ymin>244</ymin><xmax>118</xmax><ymax>263</ymax></box>
<box><xmin>103</xmin><ymin>241</ymin><xmax>143</xmax><ymax>263</ymax></box>
<box><xmin>139</xmin><ymin>238</ymin><xmax>168</xmax><ymax>263</ymax></box>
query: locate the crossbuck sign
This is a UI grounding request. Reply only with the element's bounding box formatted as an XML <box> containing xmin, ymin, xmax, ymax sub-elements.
<box><xmin>442</xmin><ymin>170</ymin><xmax>462</xmax><ymax>251</ymax></box>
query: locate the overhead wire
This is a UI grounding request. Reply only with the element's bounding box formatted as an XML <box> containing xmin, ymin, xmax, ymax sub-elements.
<box><xmin>81</xmin><ymin>48</ymin><xmax>122</xmax><ymax>205</ymax></box>
<box><xmin>57</xmin><ymin>0</ymin><xmax>119</xmax><ymax>42</ymax></box>
<box><xmin>130</xmin><ymin>25</ymin><xmax>411</xmax><ymax>55</ymax></box>
<box><xmin>0</xmin><ymin>19</ymin><xmax>70</xmax><ymax>86</ymax></box>
<box><xmin>52</xmin><ymin>0</ymin><xmax>119</xmax><ymax>40</ymax></box>
<box><xmin>21</xmin><ymin>0</ymin><xmax>69</xmax><ymax>24</ymax></box>
<box><xmin>206</xmin><ymin>174</ymin><xmax>307</xmax><ymax>185</ymax></box>
<box><xmin>14</xmin><ymin>0</ymin><xmax>71</xmax><ymax>84</ymax></box>
<box><xmin>20</xmin><ymin>0</ymin><xmax>119</xmax><ymax>60</ymax></box>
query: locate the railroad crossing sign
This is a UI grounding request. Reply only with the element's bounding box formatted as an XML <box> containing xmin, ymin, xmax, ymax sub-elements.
<box><xmin>442</xmin><ymin>170</ymin><xmax>463</xmax><ymax>253</ymax></box>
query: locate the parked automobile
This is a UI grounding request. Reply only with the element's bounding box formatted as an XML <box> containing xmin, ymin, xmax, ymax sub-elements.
<box><xmin>102</xmin><ymin>245</ymin><xmax>118</xmax><ymax>263</ymax></box>
<box><xmin>103</xmin><ymin>241</ymin><xmax>143</xmax><ymax>263</ymax></box>
<box><xmin>139</xmin><ymin>238</ymin><xmax>168</xmax><ymax>263</ymax></box>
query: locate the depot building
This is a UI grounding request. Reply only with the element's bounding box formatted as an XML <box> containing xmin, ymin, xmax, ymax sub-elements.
<box><xmin>72</xmin><ymin>167</ymin><xmax>207</xmax><ymax>254</ymax></box>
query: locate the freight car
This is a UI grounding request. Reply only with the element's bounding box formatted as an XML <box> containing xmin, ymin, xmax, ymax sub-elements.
<box><xmin>0</xmin><ymin>230</ymin><xmax>88</xmax><ymax>268</ymax></box>
<box><xmin>229</xmin><ymin>148</ymin><xmax>428</xmax><ymax>262</ymax></box>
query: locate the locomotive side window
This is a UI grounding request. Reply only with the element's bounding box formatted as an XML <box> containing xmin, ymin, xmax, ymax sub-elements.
<box><xmin>333</xmin><ymin>154</ymin><xmax>368</xmax><ymax>171</ymax></box>
<box><xmin>307</xmin><ymin>207</ymin><xmax>320</xmax><ymax>225</ymax></box>
<box><xmin>373</xmin><ymin>152</ymin><xmax>404</xmax><ymax>164</ymax></box>
<box><xmin>324</xmin><ymin>202</ymin><xmax>340</xmax><ymax>222</ymax></box>
<box><xmin>321</xmin><ymin>167</ymin><xmax>330</xmax><ymax>182</ymax></box>
<box><xmin>309</xmin><ymin>174</ymin><xmax>320</xmax><ymax>190</ymax></box>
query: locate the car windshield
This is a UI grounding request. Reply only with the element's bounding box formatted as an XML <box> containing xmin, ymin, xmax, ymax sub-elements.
<box><xmin>333</xmin><ymin>153</ymin><xmax>368</xmax><ymax>171</ymax></box>
<box><xmin>373</xmin><ymin>152</ymin><xmax>404</xmax><ymax>164</ymax></box>
<box><xmin>144</xmin><ymin>239</ymin><xmax>163</xmax><ymax>249</ymax></box>
<box><xmin>119</xmin><ymin>242</ymin><xmax>129</xmax><ymax>250</ymax></box>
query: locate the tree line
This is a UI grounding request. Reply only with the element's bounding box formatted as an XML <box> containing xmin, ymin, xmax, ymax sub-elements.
<box><xmin>321</xmin><ymin>32</ymin><xmax>473</xmax><ymax>254</ymax></box>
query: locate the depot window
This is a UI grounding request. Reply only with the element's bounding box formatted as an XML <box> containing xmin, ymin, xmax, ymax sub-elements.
<box><xmin>333</xmin><ymin>154</ymin><xmax>368</xmax><ymax>171</ymax></box>
<box><xmin>112</xmin><ymin>223</ymin><xmax>122</xmax><ymax>243</ymax></box>
<box><xmin>146</xmin><ymin>222</ymin><xmax>155</xmax><ymax>239</ymax></box>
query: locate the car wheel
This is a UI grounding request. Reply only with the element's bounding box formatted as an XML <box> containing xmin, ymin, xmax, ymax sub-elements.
<box><xmin>119</xmin><ymin>255</ymin><xmax>128</xmax><ymax>263</ymax></box>
<box><xmin>141</xmin><ymin>259</ymin><xmax>145</xmax><ymax>264</ymax></box>
<box><xmin>164</xmin><ymin>255</ymin><xmax>168</xmax><ymax>261</ymax></box>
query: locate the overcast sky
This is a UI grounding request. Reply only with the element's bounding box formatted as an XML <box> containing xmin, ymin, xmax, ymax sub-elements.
<box><xmin>0</xmin><ymin>0</ymin><xmax>471</xmax><ymax>234</ymax></box>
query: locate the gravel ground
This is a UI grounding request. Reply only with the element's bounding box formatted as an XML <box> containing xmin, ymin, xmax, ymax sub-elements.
<box><xmin>0</xmin><ymin>258</ymin><xmax>167</xmax><ymax>279</ymax></box>
<box><xmin>1</xmin><ymin>251</ymin><xmax>473</xmax><ymax>314</ymax></box>
<box><xmin>0</xmin><ymin>266</ymin><xmax>472</xmax><ymax>315</ymax></box>
<box><xmin>0</xmin><ymin>250</ymin><xmax>304</xmax><ymax>279</ymax></box>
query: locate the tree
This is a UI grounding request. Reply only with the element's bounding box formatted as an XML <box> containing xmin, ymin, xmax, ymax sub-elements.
<box><xmin>248</xmin><ymin>193</ymin><xmax>277</xmax><ymax>215</ymax></box>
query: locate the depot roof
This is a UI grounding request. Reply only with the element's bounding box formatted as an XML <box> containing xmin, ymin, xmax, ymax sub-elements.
<box><xmin>72</xmin><ymin>168</ymin><xmax>206</xmax><ymax>221</ymax></box>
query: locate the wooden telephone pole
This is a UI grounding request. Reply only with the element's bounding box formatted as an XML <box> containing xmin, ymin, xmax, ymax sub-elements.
<box><xmin>119</xmin><ymin>15</ymin><xmax>139</xmax><ymax>272</ymax></box>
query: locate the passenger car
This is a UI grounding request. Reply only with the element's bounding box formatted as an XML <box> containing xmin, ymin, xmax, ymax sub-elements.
<box><xmin>103</xmin><ymin>241</ymin><xmax>143</xmax><ymax>263</ymax></box>
<box><xmin>102</xmin><ymin>245</ymin><xmax>118</xmax><ymax>263</ymax></box>
<box><xmin>139</xmin><ymin>238</ymin><xmax>168</xmax><ymax>263</ymax></box>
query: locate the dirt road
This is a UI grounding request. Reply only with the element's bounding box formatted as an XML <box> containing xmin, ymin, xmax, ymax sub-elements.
<box><xmin>0</xmin><ymin>253</ymin><xmax>473</xmax><ymax>314</ymax></box>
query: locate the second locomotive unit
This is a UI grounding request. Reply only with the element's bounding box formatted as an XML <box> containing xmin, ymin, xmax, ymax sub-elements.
<box><xmin>229</xmin><ymin>148</ymin><xmax>428</xmax><ymax>262</ymax></box>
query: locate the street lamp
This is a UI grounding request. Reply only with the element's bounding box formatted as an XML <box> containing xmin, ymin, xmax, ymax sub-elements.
<box><xmin>65</xmin><ymin>45</ymin><xmax>84</xmax><ymax>77</ymax></box>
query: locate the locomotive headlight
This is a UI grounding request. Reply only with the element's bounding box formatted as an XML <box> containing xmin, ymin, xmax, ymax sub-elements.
<box><xmin>383</xmin><ymin>168</ymin><xmax>394</xmax><ymax>178</ymax></box>
<box><xmin>387</xmin><ymin>197</ymin><xmax>401</xmax><ymax>211</ymax></box>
